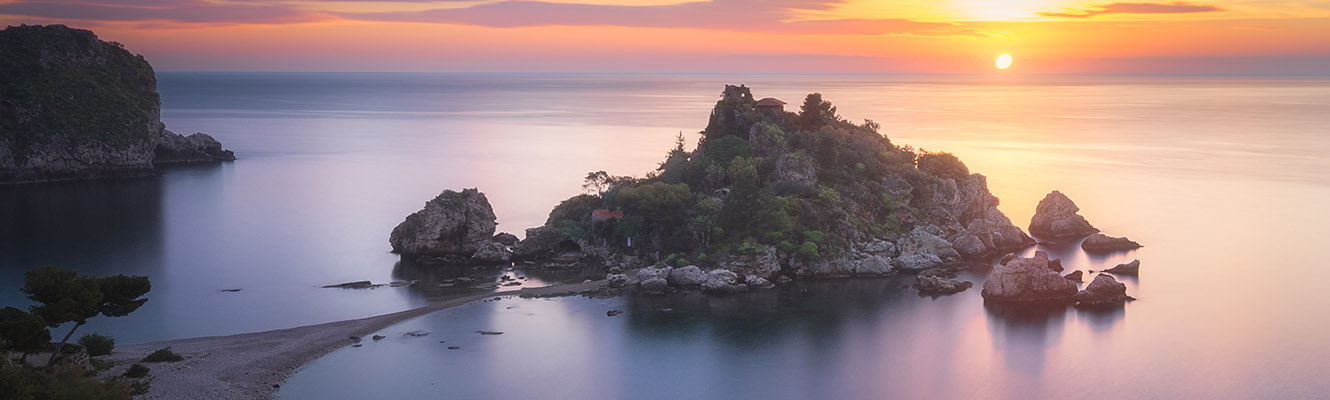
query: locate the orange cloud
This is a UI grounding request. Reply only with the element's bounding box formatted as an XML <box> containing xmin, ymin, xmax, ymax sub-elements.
<box><xmin>1038</xmin><ymin>2</ymin><xmax>1224</xmax><ymax>18</ymax></box>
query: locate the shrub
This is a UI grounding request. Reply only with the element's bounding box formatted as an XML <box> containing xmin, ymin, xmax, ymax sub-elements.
<box><xmin>777</xmin><ymin>241</ymin><xmax>798</xmax><ymax>254</ymax></box>
<box><xmin>798</xmin><ymin>241</ymin><xmax>821</xmax><ymax>260</ymax></box>
<box><xmin>140</xmin><ymin>347</ymin><xmax>182</xmax><ymax>363</ymax></box>
<box><xmin>916</xmin><ymin>151</ymin><xmax>969</xmax><ymax>181</ymax></box>
<box><xmin>79</xmin><ymin>333</ymin><xmax>115</xmax><ymax>357</ymax></box>
<box><xmin>123</xmin><ymin>364</ymin><xmax>149</xmax><ymax>378</ymax></box>
<box><xmin>0</xmin><ymin>306</ymin><xmax>50</xmax><ymax>355</ymax></box>
<box><xmin>802</xmin><ymin>230</ymin><xmax>825</xmax><ymax>244</ymax></box>
<box><xmin>673</xmin><ymin>258</ymin><xmax>690</xmax><ymax>267</ymax></box>
<box><xmin>696</xmin><ymin>253</ymin><xmax>710</xmax><ymax>264</ymax></box>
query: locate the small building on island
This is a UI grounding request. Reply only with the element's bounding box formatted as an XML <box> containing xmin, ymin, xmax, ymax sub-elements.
<box><xmin>755</xmin><ymin>97</ymin><xmax>787</xmax><ymax>115</ymax></box>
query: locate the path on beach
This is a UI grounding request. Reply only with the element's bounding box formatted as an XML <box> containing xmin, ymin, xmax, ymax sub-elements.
<box><xmin>105</xmin><ymin>280</ymin><xmax>608</xmax><ymax>400</ymax></box>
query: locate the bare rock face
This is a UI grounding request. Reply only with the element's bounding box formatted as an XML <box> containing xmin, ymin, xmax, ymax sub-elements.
<box><xmin>1081</xmin><ymin>233</ymin><xmax>1142</xmax><ymax>253</ymax></box>
<box><xmin>892</xmin><ymin>226</ymin><xmax>960</xmax><ymax>272</ymax></box>
<box><xmin>1075</xmin><ymin>274</ymin><xmax>1132</xmax><ymax>306</ymax></box>
<box><xmin>491</xmin><ymin>232</ymin><xmax>520</xmax><ymax>246</ymax></box>
<box><xmin>512</xmin><ymin>226</ymin><xmax>562</xmax><ymax>261</ymax></box>
<box><xmin>719</xmin><ymin>245</ymin><xmax>781</xmax><ymax>279</ymax></box>
<box><xmin>1029</xmin><ymin>191</ymin><xmax>1099</xmax><ymax>239</ymax></box>
<box><xmin>981</xmin><ymin>251</ymin><xmax>1078</xmax><ymax>303</ymax></box>
<box><xmin>1104</xmin><ymin>259</ymin><xmax>1140</xmax><ymax>276</ymax></box>
<box><xmin>0</xmin><ymin>25</ymin><xmax>233</xmax><ymax>184</ymax></box>
<box><xmin>913</xmin><ymin>275</ymin><xmax>973</xmax><ymax>295</ymax></box>
<box><xmin>637</xmin><ymin>266</ymin><xmax>672</xmax><ymax>292</ymax></box>
<box><xmin>471</xmin><ymin>240</ymin><xmax>512</xmax><ymax>263</ymax></box>
<box><xmin>389</xmin><ymin>189</ymin><xmax>497</xmax><ymax>257</ymax></box>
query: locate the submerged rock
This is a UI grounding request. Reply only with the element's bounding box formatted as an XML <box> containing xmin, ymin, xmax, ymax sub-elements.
<box><xmin>981</xmin><ymin>251</ymin><xmax>1078</xmax><ymax>303</ymax></box>
<box><xmin>322</xmin><ymin>281</ymin><xmax>375</xmax><ymax>289</ymax></box>
<box><xmin>606</xmin><ymin>310</ymin><xmax>623</xmax><ymax>317</ymax></box>
<box><xmin>390</xmin><ymin>188</ymin><xmax>497</xmax><ymax>258</ymax></box>
<box><xmin>1104</xmin><ymin>259</ymin><xmax>1141</xmax><ymax>276</ymax></box>
<box><xmin>1075</xmin><ymin>274</ymin><xmax>1133</xmax><ymax>306</ymax></box>
<box><xmin>1028</xmin><ymin>191</ymin><xmax>1099</xmax><ymax>238</ymax></box>
<box><xmin>913</xmin><ymin>275</ymin><xmax>973</xmax><ymax>295</ymax></box>
<box><xmin>1081</xmin><ymin>233</ymin><xmax>1142</xmax><ymax>253</ymax></box>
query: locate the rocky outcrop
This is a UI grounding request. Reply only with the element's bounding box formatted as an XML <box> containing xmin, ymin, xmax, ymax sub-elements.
<box><xmin>0</xmin><ymin>25</ymin><xmax>233</xmax><ymax>184</ymax></box>
<box><xmin>701</xmin><ymin>269</ymin><xmax>747</xmax><ymax>294</ymax></box>
<box><xmin>1081</xmin><ymin>233</ymin><xmax>1142</xmax><ymax>253</ymax></box>
<box><xmin>981</xmin><ymin>251</ymin><xmax>1078</xmax><ymax>303</ymax></box>
<box><xmin>1103</xmin><ymin>259</ymin><xmax>1140</xmax><ymax>276</ymax></box>
<box><xmin>913</xmin><ymin>275</ymin><xmax>973</xmax><ymax>295</ymax></box>
<box><xmin>1075</xmin><ymin>274</ymin><xmax>1132</xmax><ymax>306</ymax></box>
<box><xmin>892</xmin><ymin>226</ymin><xmax>960</xmax><ymax>272</ymax></box>
<box><xmin>667</xmin><ymin>265</ymin><xmax>706</xmax><ymax>286</ymax></box>
<box><xmin>1029</xmin><ymin>191</ymin><xmax>1099</xmax><ymax>238</ymax></box>
<box><xmin>1064</xmin><ymin>270</ymin><xmax>1083</xmax><ymax>282</ymax></box>
<box><xmin>512</xmin><ymin>226</ymin><xmax>563</xmax><ymax>261</ymax></box>
<box><xmin>637</xmin><ymin>266</ymin><xmax>671</xmax><ymax>292</ymax></box>
<box><xmin>491</xmin><ymin>232</ymin><xmax>520</xmax><ymax>246</ymax></box>
<box><xmin>718</xmin><ymin>246</ymin><xmax>781</xmax><ymax>279</ymax></box>
<box><xmin>389</xmin><ymin>188</ymin><xmax>497</xmax><ymax>258</ymax></box>
<box><xmin>941</xmin><ymin>175</ymin><xmax>1036</xmax><ymax>255</ymax></box>
<box><xmin>153</xmin><ymin>131</ymin><xmax>235</xmax><ymax>165</ymax></box>
<box><xmin>745</xmin><ymin>275</ymin><xmax>774</xmax><ymax>289</ymax></box>
<box><xmin>470</xmin><ymin>240</ymin><xmax>512</xmax><ymax>263</ymax></box>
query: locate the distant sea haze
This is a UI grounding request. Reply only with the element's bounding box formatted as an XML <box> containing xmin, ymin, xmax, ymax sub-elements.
<box><xmin>2</xmin><ymin>73</ymin><xmax>1329</xmax><ymax>398</ymax></box>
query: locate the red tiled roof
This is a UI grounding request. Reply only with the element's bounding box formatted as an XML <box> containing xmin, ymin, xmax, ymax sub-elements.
<box><xmin>755</xmin><ymin>98</ymin><xmax>786</xmax><ymax>107</ymax></box>
<box><xmin>592</xmin><ymin>209</ymin><xmax>624</xmax><ymax>218</ymax></box>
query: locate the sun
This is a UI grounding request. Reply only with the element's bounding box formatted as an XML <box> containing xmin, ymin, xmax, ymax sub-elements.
<box><xmin>995</xmin><ymin>53</ymin><xmax>1013</xmax><ymax>70</ymax></box>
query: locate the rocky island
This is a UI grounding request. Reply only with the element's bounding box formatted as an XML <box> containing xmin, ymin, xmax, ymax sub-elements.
<box><xmin>0</xmin><ymin>25</ymin><xmax>234</xmax><ymax>185</ymax></box>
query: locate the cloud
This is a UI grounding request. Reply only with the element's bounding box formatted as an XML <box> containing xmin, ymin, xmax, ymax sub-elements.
<box><xmin>0</xmin><ymin>0</ymin><xmax>320</xmax><ymax>24</ymax></box>
<box><xmin>1038</xmin><ymin>2</ymin><xmax>1224</xmax><ymax>18</ymax></box>
<box><xmin>331</xmin><ymin>0</ymin><xmax>981</xmax><ymax>36</ymax></box>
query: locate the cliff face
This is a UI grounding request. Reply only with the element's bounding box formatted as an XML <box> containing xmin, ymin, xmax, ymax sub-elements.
<box><xmin>0</xmin><ymin>25</ymin><xmax>233</xmax><ymax>184</ymax></box>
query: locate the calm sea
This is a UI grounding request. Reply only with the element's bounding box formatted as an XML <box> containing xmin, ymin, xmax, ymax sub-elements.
<box><xmin>3</xmin><ymin>73</ymin><xmax>1329</xmax><ymax>399</ymax></box>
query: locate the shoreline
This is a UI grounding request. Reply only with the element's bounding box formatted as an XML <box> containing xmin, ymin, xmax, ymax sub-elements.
<box><xmin>103</xmin><ymin>279</ymin><xmax>609</xmax><ymax>400</ymax></box>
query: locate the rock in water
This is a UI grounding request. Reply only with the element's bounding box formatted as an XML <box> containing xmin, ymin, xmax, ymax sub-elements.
<box><xmin>1028</xmin><ymin>191</ymin><xmax>1099</xmax><ymax>239</ymax></box>
<box><xmin>1081</xmin><ymin>233</ymin><xmax>1142</xmax><ymax>253</ymax></box>
<box><xmin>667</xmin><ymin>265</ymin><xmax>706</xmax><ymax>286</ymax></box>
<box><xmin>892</xmin><ymin>226</ymin><xmax>961</xmax><ymax>272</ymax></box>
<box><xmin>1075</xmin><ymin>274</ymin><xmax>1133</xmax><ymax>306</ymax></box>
<box><xmin>1064</xmin><ymin>270</ymin><xmax>1084</xmax><ymax>282</ymax></box>
<box><xmin>606</xmin><ymin>273</ymin><xmax>630</xmax><ymax>288</ymax></box>
<box><xmin>701</xmin><ymin>269</ymin><xmax>748</xmax><ymax>294</ymax></box>
<box><xmin>471</xmin><ymin>240</ymin><xmax>512</xmax><ymax>263</ymax></box>
<box><xmin>745</xmin><ymin>275</ymin><xmax>775</xmax><ymax>289</ymax></box>
<box><xmin>636</xmin><ymin>266</ymin><xmax>671</xmax><ymax>293</ymax></box>
<box><xmin>0</xmin><ymin>25</ymin><xmax>234</xmax><ymax>184</ymax></box>
<box><xmin>913</xmin><ymin>275</ymin><xmax>973</xmax><ymax>295</ymax></box>
<box><xmin>1104</xmin><ymin>259</ymin><xmax>1141</xmax><ymax>276</ymax></box>
<box><xmin>511</xmin><ymin>226</ymin><xmax>563</xmax><ymax>261</ymax></box>
<box><xmin>389</xmin><ymin>188</ymin><xmax>497</xmax><ymax>258</ymax></box>
<box><xmin>981</xmin><ymin>251</ymin><xmax>1078</xmax><ymax>303</ymax></box>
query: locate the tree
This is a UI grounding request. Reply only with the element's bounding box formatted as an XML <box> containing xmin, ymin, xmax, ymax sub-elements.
<box><xmin>21</xmin><ymin>267</ymin><xmax>150</xmax><ymax>368</ymax></box>
<box><xmin>582</xmin><ymin>171</ymin><xmax>612</xmax><ymax>196</ymax></box>
<box><xmin>798</xmin><ymin>93</ymin><xmax>838</xmax><ymax>129</ymax></box>
<box><xmin>0</xmin><ymin>307</ymin><xmax>50</xmax><ymax>360</ymax></box>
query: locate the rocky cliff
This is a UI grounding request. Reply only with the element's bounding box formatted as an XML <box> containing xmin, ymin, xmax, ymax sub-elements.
<box><xmin>0</xmin><ymin>24</ymin><xmax>233</xmax><ymax>184</ymax></box>
<box><xmin>390</xmin><ymin>188</ymin><xmax>501</xmax><ymax>262</ymax></box>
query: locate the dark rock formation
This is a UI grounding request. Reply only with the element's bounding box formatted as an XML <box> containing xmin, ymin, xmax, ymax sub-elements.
<box><xmin>512</xmin><ymin>226</ymin><xmax>563</xmax><ymax>261</ymax></box>
<box><xmin>1075</xmin><ymin>274</ymin><xmax>1133</xmax><ymax>306</ymax></box>
<box><xmin>1064</xmin><ymin>270</ymin><xmax>1083</xmax><ymax>282</ymax></box>
<box><xmin>389</xmin><ymin>188</ymin><xmax>497</xmax><ymax>258</ymax></box>
<box><xmin>913</xmin><ymin>275</ymin><xmax>973</xmax><ymax>295</ymax></box>
<box><xmin>1028</xmin><ymin>191</ymin><xmax>1099</xmax><ymax>238</ymax></box>
<box><xmin>1048</xmin><ymin>258</ymin><xmax>1064</xmax><ymax>272</ymax></box>
<box><xmin>471</xmin><ymin>240</ymin><xmax>512</xmax><ymax>263</ymax></box>
<box><xmin>492</xmin><ymin>232</ymin><xmax>520</xmax><ymax>246</ymax></box>
<box><xmin>1104</xmin><ymin>259</ymin><xmax>1140</xmax><ymax>276</ymax></box>
<box><xmin>0</xmin><ymin>25</ymin><xmax>233</xmax><ymax>184</ymax></box>
<box><xmin>1081</xmin><ymin>233</ymin><xmax>1142</xmax><ymax>253</ymax></box>
<box><xmin>981</xmin><ymin>251</ymin><xmax>1078</xmax><ymax>303</ymax></box>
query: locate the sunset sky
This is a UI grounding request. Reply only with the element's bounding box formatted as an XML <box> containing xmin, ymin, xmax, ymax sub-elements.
<box><xmin>2</xmin><ymin>0</ymin><xmax>1328</xmax><ymax>74</ymax></box>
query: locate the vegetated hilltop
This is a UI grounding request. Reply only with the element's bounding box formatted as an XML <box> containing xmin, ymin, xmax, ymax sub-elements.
<box><xmin>0</xmin><ymin>24</ymin><xmax>234</xmax><ymax>184</ymax></box>
<box><xmin>518</xmin><ymin>85</ymin><xmax>1032</xmax><ymax>279</ymax></box>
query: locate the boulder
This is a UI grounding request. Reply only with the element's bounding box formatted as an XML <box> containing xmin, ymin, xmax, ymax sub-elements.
<box><xmin>1064</xmin><ymin>270</ymin><xmax>1083</xmax><ymax>282</ymax></box>
<box><xmin>471</xmin><ymin>240</ymin><xmax>512</xmax><ymax>263</ymax></box>
<box><xmin>512</xmin><ymin>226</ymin><xmax>563</xmax><ymax>261</ymax></box>
<box><xmin>667</xmin><ymin>265</ymin><xmax>706</xmax><ymax>286</ymax></box>
<box><xmin>913</xmin><ymin>275</ymin><xmax>973</xmax><ymax>295</ymax></box>
<box><xmin>981</xmin><ymin>251</ymin><xmax>1078</xmax><ymax>303</ymax></box>
<box><xmin>1080</xmin><ymin>233</ymin><xmax>1142</xmax><ymax>253</ymax></box>
<box><xmin>637</xmin><ymin>266</ymin><xmax>672</xmax><ymax>292</ymax></box>
<box><xmin>492</xmin><ymin>232</ymin><xmax>520</xmax><ymax>246</ymax></box>
<box><xmin>701</xmin><ymin>269</ymin><xmax>748</xmax><ymax>294</ymax></box>
<box><xmin>390</xmin><ymin>189</ymin><xmax>497</xmax><ymax>257</ymax></box>
<box><xmin>1103</xmin><ymin>259</ymin><xmax>1140</xmax><ymax>276</ymax></box>
<box><xmin>893</xmin><ymin>226</ymin><xmax>960</xmax><ymax>272</ymax></box>
<box><xmin>1075</xmin><ymin>274</ymin><xmax>1132</xmax><ymax>306</ymax></box>
<box><xmin>1028</xmin><ymin>191</ymin><xmax>1099</xmax><ymax>238</ymax></box>
<box><xmin>606</xmin><ymin>273</ymin><xmax>630</xmax><ymax>288</ymax></box>
<box><xmin>745</xmin><ymin>275</ymin><xmax>775</xmax><ymax>289</ymax></box>
<box><xmin>893</xmin><ymin>254</ymin><xmax>943</xmax><ymax>273</ymax></box>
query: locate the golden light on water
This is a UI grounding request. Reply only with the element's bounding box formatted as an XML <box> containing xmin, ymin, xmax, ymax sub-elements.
<box><xmin>995</xmin><ymin>53</ymin><xmax>1013</xmax><ymax>70</ymax></box>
